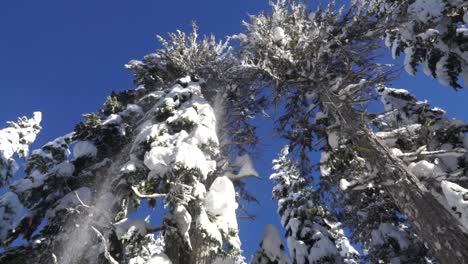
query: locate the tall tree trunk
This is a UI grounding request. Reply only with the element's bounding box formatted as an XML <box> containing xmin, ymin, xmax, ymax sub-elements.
<box><xmin>321</xmin><ymin>91</ymin><xmax>468</xmax><ymax>264</ymax></box>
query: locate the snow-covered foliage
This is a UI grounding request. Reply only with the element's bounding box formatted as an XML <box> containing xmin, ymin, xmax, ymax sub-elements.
<box><xmin>82</xmin><ymin>75</ymin><xmax>242</xmax><ymax>264</ymax></box>
<box><xmin>323</xmin><ymin>84</ymin><xmax>468</xmax><ymax>262</ymax></box>
<box><xmin>240</xmin><ymin>1</ymin><xmax>468</xmax><ymax>262</ymax></box>
<box><xmin>238</xmin><ymin>0</ymin><xmax>390</xmax><ymax>175</ymax></box>
<box><xmin>376</xmin><ymin>85</ymin><xmax>468</xmax><ymax>192</ymax></box>
<box><xmin>0</xmin><ymin>74</ymin><xmax>247</xmax><ymax>264</ymax></box>
<box><xmin>318</xmin><ymin>85</ymin><xmax>468</xmax><ymax>262</ymax></box>
<box><xmin>270</xmin><ymin>146</ymin><xmax>356</xmax><ymax>264</ymax></box>
<box><xmin>323</xmin><ymin>141</ymin><xmax>434</xmax><ymax>263</ymax></box>
<box><xmin>0</xmin><ymin>112</ymin><xmax>42</xmax><ymax>186</ymax></box>
<box><xmin>250</xmin><ymin>224</ymin><xmax>290</xmax><ymax>264</ymax></box>
<box><xmin>73</xmin><ymin>140</ymin><xmax>98</xmax><ymax>159</ymax></box>
<box><xmin>0</xmin><ymin>192</ymin><xmax>23</xmax><ymax>241</ymax></box>
<box><xmin>368</xmin><ymin>0</ymin><xmax>468</xmax><ymax>88</ymax></box>
<box><xmin>125</xmin><ymin>22</ymin><xmax>234</xmax><ymax>93</ymax></box>
<box><xmin>1</xmin><ymin>1</ymin><xmax>468</xmax><ymax>263</ymax></box>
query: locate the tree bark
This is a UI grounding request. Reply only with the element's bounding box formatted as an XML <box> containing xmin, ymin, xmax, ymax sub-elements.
<box><xmin>322</xmin><ymin>91</ymin><xmax>468</xmax><ymax>264</ymax></box>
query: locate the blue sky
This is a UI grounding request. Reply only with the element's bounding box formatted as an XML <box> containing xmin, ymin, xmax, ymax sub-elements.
<box><xmin>0</xmin><ymin>0</ymin><xmax>467</xmax><ymax>260</ymax></box>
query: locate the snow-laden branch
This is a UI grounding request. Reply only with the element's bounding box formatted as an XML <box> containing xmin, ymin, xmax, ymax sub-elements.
<box><xmin>130</xmin><ymin>186</ymin><xmax>166</xmax><ymax>199</ymax></box>
<box><xmin>397</xmin><ymin>146</ymin><xmax>466</xmax><ymax>162</ymax></box>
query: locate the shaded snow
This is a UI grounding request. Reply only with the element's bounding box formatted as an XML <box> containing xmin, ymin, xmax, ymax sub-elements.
<box><xmin>371</xmin><ymin>223</ymin><xmax>410</xmax><ymax>250</ymax></box>
<box><xmin>408</xmin><ymin>0</ymin><xmax>445</xmax><ymax>23</ymax></box>
<box><xmin>73</xmin><ymin>140</ymin><xmax>97</xmax><ymax>159</ymax></box>
<box><xmin>408</xmin><ymin>160</ymin><xmax>444</xmax><ymax>179</ymax></box>
<box><xmin>0</xmin><ymin>192</ymin><xmax>23</xmax><ymax>240</ymax></box>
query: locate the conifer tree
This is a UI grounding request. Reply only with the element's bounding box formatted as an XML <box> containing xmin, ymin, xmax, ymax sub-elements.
<box><xmin>1</xmin><ymin>1</ymin><xmax>467</xmax><ymax>264</ymax></box>
<box><xmin>237</xmin><ymin>1</ymin><xmax>468</xmax><ymax>263</ymax></box>
<box><xmin>0</xmin><ymin>26</ymin><xmax>252</xmax><ymax>264</ymax></box>
<box><xmin>270</xmin><ymin>146</ymin><xmax>359</xmax><ymax>264</ymax></box>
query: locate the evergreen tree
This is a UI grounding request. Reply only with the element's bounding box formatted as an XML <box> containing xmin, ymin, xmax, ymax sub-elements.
<box><xmin>1</xmin><ymin>1</ymin><xmax>467</xmax><ymax>263</ymax></box>
<box><xmin>321</xmin><ymin>120</ymin><xmax>434</xmax><ymax>263</ymax></box>
<box><xmin>375</xmin><ymin>85</ymin><xmax>468</xmax><ymax>230</ymax></box>
<box><xmin>270</xmin><ymin>146</ymin><xmax>359</xmax><ymax>264</ymax></box>
<box><xmin>237</xmin><ymin>1</ymin><xmax>468</xmax><ymax>262</ymax></box>
<box><xmin>0</xmin><ymin>26</ymin><xmax>251</xmax><ymax>264</ymax></box>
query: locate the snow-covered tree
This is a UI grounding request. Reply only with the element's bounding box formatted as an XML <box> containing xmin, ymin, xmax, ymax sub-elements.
<box><xmin>367</xmin><ymin>0</ymin><xmax>468</xmax><ymax>89</ymax></box>
<box><xmin>238</xmin><ymin>1</ymin><xmax>468</xmax><ymax>263</ymax></box>
<box><xmin>0</xmin><ymin>26</ymin><xmax>251</xmax><ymax>264</ymax></box>
<box><xmin>270</xmin><ymin>146</ymin><xmax>359</xmax><ymax>264</ymax></box>
<box><xmin>1</xmin><ymin>1</ymin><xmax>467</xmax><ymax>263</ymax></box>
<box><xmin>320</xmin><ymin>84</ymin><xmax>468</xmax><ymax>263</ymax></box>
<box><xmin>0</xmin><ymin>112</ymin><xmax>42</xmax><ymax>250</ymax></box>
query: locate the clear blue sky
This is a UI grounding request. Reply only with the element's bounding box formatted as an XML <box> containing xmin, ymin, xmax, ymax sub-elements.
<box><xmin>0</xmin><ymin>0</ymin><xmax>467</xmax><ymax>260</ymax></box>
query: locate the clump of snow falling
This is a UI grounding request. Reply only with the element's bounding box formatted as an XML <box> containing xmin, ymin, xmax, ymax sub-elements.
<box><xmin>464</xmin><ymin>135</ymin><xmax>468</xmax><ymax>152</ymax></box>
<box><xmin>441</xmin><ymin>181</ymin><xmax>468</xmax><ymax>231</ymax></box>
<box><xmin>204</xmin><ymin>176</ymin><xmax>240</xmax><ymax>249</ymax></box>
<box><xmin>53</xmin><ymin>161</ymin><xmax>75</xmax><ymax>177</ymax></box>
<box><xmin>339</xmin><ymin>179</ymin><xmax>352</xmax><ymax>191</ymax></box>
<box><xmin>258</xmin><ymin>224</ymin><xmax>290</xmax><ymax>264</ymax></box>
<box><xmin>232</xmin><ymin>154</ymin><xmax>259</xmax><ymax>179</ymax></box>
<box><xmin>327</xmin><ymin>131</ymin><xmax>340</xmax><ymax>149</ymax></box>
<box><xmin>320</xmin><ymin>152</ymin><xmax>331</xmax><ymax>177</ymax></box>
<box><xmin>45</xmin><ymin>187</ymin><xmax>92</xmax><ymax>219</ymax></box>
<box><xmin>408</xmin><ymin>160</ymin><xmax>444</xmax><ymax>179</ymax></box>
<box><xmin>73</xmin><ymin>140</ymin><xmax>98</xmax><ymax>159</ymax></box>
<box><xmin>102</xmin><ymin>114</ymin><xmax>123</xmax><ymax>126</ymax></box>
<box><xmin>408</xmin><ymin>0</ymin><xmax>445</xmax><ymax>23</ymax></box>
<box><xmin>121</xmin><ymin>104</ymin><xmax>143</xmax><ymax>117</ymax></box>
<box><xmin>371</xmin><ymin>223</ymin><xmax>410</xmax><ymax>251</ymax></box>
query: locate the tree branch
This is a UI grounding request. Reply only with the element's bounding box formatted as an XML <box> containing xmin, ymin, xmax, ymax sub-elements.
<box><xmin>131</xmin><ymin>186</ymin><xmax>166</xmax><ymax>199</ymax></box>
